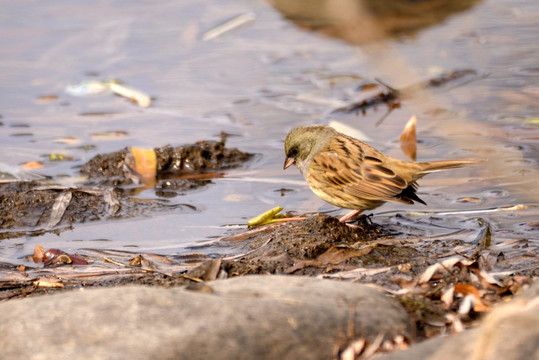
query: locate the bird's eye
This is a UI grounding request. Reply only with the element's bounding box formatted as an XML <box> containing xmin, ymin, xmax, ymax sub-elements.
<box><xmin>288</xmin><ymin>147</ymin><xmax>298</xmax><ymax>158</ymax></box>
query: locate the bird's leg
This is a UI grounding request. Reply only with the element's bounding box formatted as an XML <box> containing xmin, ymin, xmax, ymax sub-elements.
<box><xmin>339</xmin><ymin>209</ymin><xmax>364</xmax><ymax>223</ymax></box>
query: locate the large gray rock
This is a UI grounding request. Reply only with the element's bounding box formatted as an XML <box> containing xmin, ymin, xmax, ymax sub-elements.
<box><xmin>0</xmin><ymin>275</ymin><xmax>412</xmax><ymax>360</ymax></box>
<box><xmin>377</xmin><ymin>281</ymin><xmax>539</xmax><ymax>360</ymax></box>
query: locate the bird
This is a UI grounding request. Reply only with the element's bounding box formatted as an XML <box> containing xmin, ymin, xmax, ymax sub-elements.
<box><xmin>283</xmin><ymin>124</ymin><xmax>481</xmax><ymax>222</ymax></box>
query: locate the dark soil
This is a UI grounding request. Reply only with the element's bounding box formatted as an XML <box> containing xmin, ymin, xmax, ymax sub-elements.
<box><xmin>80</xmin><ymin>135</ymin><xmax>252</xmax><ymax>186</ymax></box>
<box><xmin>0</xmin><ymin>137</ymin><xmax>253</xmax><ymax>239</ymax></box>
<box><xmin>0</xmin><ymin>213</ymin><xmax>535</xmax><ymax>341</ymax></box>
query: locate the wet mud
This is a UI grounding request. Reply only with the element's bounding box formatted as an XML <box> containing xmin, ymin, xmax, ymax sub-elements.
<box><xmin>80</xmin><ymin>135</ymin><xmax>253</xmax><ymax>186</ymax></box>
<box><xmin>0</xmin><ymin>135</ymin><xmax>536</xmax><ymax>343</ymax></box>
<box><xmin>0</xmin><ymin>137</ymin><xmax>253</xmax><ymax>239</ymax></box>
<box><xmin>2</xmin><ymin>212</ymin><xmax>535</xmax><ymax>341</ymax></box>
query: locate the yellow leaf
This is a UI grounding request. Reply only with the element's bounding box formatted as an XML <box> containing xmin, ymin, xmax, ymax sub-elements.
<box><xmin>130</xmin><ymin>147</ymin><xmax>157</xmax><ymax>179</ymax></box>
<box><xmin>248</xmin><ymin>207</ymin><xmax>283</xmax><ymax>227</ymax></box>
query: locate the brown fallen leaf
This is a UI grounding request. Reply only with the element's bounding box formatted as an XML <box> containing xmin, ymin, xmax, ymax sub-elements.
<box><xmin>21</xmin><ymin>161</ymin><xmax>44</xmax><ymax>170</ymax></box>
<box><xmin>454</xmin><ymin>283</ymin><xmax>491</xmax><ymax>312</ymax></box>
<box><xmin>286</xmin><ymin>245</ymin><xmax>372</xmax><ymax>273</ymax></box>
<box><xmin>90</xmin><ymin>130</ymin><xmax>128</xmax><ymax>141</ymax></box>
<box><xmin>187</xmin><ymin>259</ymin><xmax>222</xmax><ymax>281</ymax></box>
<box><xmin>142</xmin><ymin>253</ymin><xmax>174</xmax><ymax>265</ymax></box>
<box><xmin>52</xmin><ymin>136</ymin><xmax>82</xmax><ymax>145</ymax></box>
<box><xmin>321</xmin><ymin>266</ymin><xmax>393</xmax><ymax>280</ymax></box>
<box><xmin>418</xmin><ymin>257</ymin><xmax>474</xmax><ymax>284</ymax></box>
<box><xmin>46</xmin><ymin>191</ymin><xmax>73</xmax><ymax>229</ymax></box>
<box><xmin>441</xmin><ymin>285</ymin><xmax>455</xmax><ymax>309</ymax></box>
<box><xmin>399</xmin><ymin>115</ymin><xmax>417</xmax><ymax>161</ymax></box>
<box><xmin>34</xmin><ymin>277</ymin><xmax>64</xmax><ymax>288</ymax></box>
<box><xmin>32</xmin><ymin>245</ymin><xmax>46</xmax><ymax>263</ymax></box>
<box><xmin>129</xmin><ymin>254</ymin><xmax>154</xmax><ymax>269</ymax></box>
<box><xmin>36</xmin><ymin>94</ymin><xmax>59</xmax><ymax>103</ymax></box>
<box><xmin>317</xmin><ymin>245</ymin><xmax>372</xmax><ymax>265</ymax></box>
<box><xmin>392</xmin><ymin>277</ymin><xmax>418</xmax><ymax>290</ymax></box>
<box><xmin>43</xmin><ymin>248</ymin><xmax>89</xmax><ymax>267</ymax></box>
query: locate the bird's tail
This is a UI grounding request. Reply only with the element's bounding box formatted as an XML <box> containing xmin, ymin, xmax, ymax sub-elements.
<box><xmin>418</xmin><ymin>159</ymin><xmax>484</xmax><ymax>173</ymax></box>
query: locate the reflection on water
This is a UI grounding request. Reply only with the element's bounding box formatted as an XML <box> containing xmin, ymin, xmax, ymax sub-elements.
<box><xmin>270</xmin><ymin>0</ymin><xmax>481</xmax><ymax>44</ymax></box>
<box><xmin>0</xmin><ymin>0</ymin><xmax>537</xmax><ymax>268</ymax></box>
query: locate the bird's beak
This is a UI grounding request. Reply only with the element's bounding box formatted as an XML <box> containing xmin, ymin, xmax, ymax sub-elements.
<box><xmin>283</xmin><ymin>157</ymin><xmax>295</xmax><ymax>170</ymax></box>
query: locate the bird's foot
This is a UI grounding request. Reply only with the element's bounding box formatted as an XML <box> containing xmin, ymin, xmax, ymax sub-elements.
<box><xmin>339</xmin><ymin>210</ymin><xmax>364</xmax><ymax>223</ymax></box>
<box><xmin>339</xmin><ymin>210</ymin><xmax>374</xmax><ymax>228</ymax></box>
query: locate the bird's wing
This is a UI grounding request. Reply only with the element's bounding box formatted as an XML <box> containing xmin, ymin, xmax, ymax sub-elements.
<box><xmin>309</xmin><ymin>134</ymin><xmax>412</xmax><ymax>202</ymax></box>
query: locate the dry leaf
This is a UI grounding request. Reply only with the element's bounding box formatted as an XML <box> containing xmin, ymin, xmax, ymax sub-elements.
<box><xmin>340</xmin><ymin>338</ymin><xmax>366</xmax><ymax>360</ymax></box>
<box><xmin>32</xmin><ymin>245</ymin><xmax>46</xmax><ymax>263</ymax></box>
<box><xmin>52</xmin><ymin>137</ymin><xmax>81</xmax><ymax>145</ymax></box>
<box><xmin>108</xmin><ymin>80</ymin><xmax>151</xmax><ymax>107</ymax></box>
<box><xmin>143</xmin><ymin>253</ymin><xmax>173</xmax><ymax>264</ymax></box>
<box><xmin>21</xmin><ymin>161</ymin><xmax>44</xmax><ymax>170</ymax></box>
<box><xmin>418</xmin><ymin>257</ymin><xmax>474</xmax><ymax>284</ymax></box>
<box><xmin>90</xmin><ymin>130</ymin><xmax>128</xmax><ymax>140</ymax></box>
<box><xmin>129</xmin><ymin>147</ymin><xmax>157</xmax><ymax>180</ymax></box>
<box><xmin>473</xmin><ymin>268</ymin><xmax>503</xmax><ymax>288</ymax></box>
<box><xmin>36</xmin><ymin>94</ymin><xmax>59</xmax><ymax>102</ymax></box>
<box><xmin>287</xmin><ymin>245</ymin><xmax>371</xmax><ymax>273</ymax></box>
<box><xmin>129</xmin><ymin>254</ymin><xmax>154</xmax><ymax>269</ymax></box>
<box><xmin>34</xmin><ymin>277</ymin><xmax>64</xmax><ymax>288</ymax></box>
<box><xmin>454</xmin><ymin>283</ymin><xmax>491</xmax><ymax>312</ymax></box>
<box><xmin>317</xmin><ymin>245</ymin><xmax>372</xmax><ymax>265</ymax></box>
<box><xmin>399</xmin><ymin>115</ymin><xmax>417</xmax><ymax>161</ymax></box>
<box><xmin>441</xmin><ymin>285</ymin><xmax>455</xmax><ymax>309</ymax></box>
<box><xmin>187</xmin><ymin>259</ymin><xmax>222</xmax><ymax>281</ymax></box>
<box><xmin>46</xmin><ymin>191</ymin><xmax>73</xmax><ymax>229</ymax></box>
<box><xmin>321</xmin><ymin>266</ymin><xmax>392</xmax><ymax>280</ymax></box>
<box><xmin>397</xmin><ymin>263</ymin><xmax>412</xmax><ymax>272</ymax></box>
<box><xmin>445</xmin><ymin>313</ymin><xmax>464</xmax><ymax>333</ymax></box>
<box><xmin>42</xmin><ymin>248</ymin><xmax>89</xmax><ymax>266</ymax></box>
<box><xmin>201</xmin><ymin>12</ymin><xmax>256</xmax><ymax>41</ymax></box>
<box><xmin>457</xmin><ymin>294</ymin><xmax>475</xmax><ymax>314</ymax></box>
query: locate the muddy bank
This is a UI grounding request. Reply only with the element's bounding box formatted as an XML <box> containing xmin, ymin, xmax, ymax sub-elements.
<box><xmin>0</xmin><ymin>136</ymin><xmax>535</xmax><ymax>346</ymax></box>
<box><xmin>0</xmin><ymin>137</ymin><xmax>253</xmax><ymax>240</ymax></box>
<box><xmin>2</xmin><ymin>213</ymin><xmax>535</xmax><ymax>342</ymax></box>
<box><xmin>80</xmin><ymin>135</ymin><xmax>253</xmax><ymax>187</ymax></box>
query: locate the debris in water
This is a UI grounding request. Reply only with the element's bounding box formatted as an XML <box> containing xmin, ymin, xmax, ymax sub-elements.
<box><xmin>399</xmin><ymin>115</ymin><xmax>417</xmax><ymax>161</ymax></box>
<box><xmin>108</xmin><ymin>79</ymin><xmax>151</xmax><ymax>108</ymax></box>
<box><xmin>201</xmin><ymin>12</ymin><xmax>256</xmax><ymax>41</ymax></box>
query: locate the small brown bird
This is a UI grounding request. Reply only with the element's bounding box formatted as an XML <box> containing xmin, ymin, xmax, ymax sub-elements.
<box><xmin>283</xmin><ymin>124</ymin><xmax>480</xmax><ymax>222</ymax></box>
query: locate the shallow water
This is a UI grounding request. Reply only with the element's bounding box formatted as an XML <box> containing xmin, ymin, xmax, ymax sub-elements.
<box><xmin>0</xmin><ymin>0</ymin><xmax>537</xmax><ymax>266</ymax></box>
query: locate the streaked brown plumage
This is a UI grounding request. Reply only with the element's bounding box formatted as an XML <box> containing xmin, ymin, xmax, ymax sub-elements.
<box><xmin>283</xmin><ymin>125</ymin><xmax>480</xmax><ymax>221</ymax></box>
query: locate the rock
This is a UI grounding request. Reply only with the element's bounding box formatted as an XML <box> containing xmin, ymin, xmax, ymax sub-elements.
<box><xmin>376</xmin><ymin>281</ymin><xmax>539</xmax><ymax>360</ymax></box>
<box><xmin>0</xmin><ymin>275</ymin><xmax>412</xmax><ymax>360</ymax></box>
